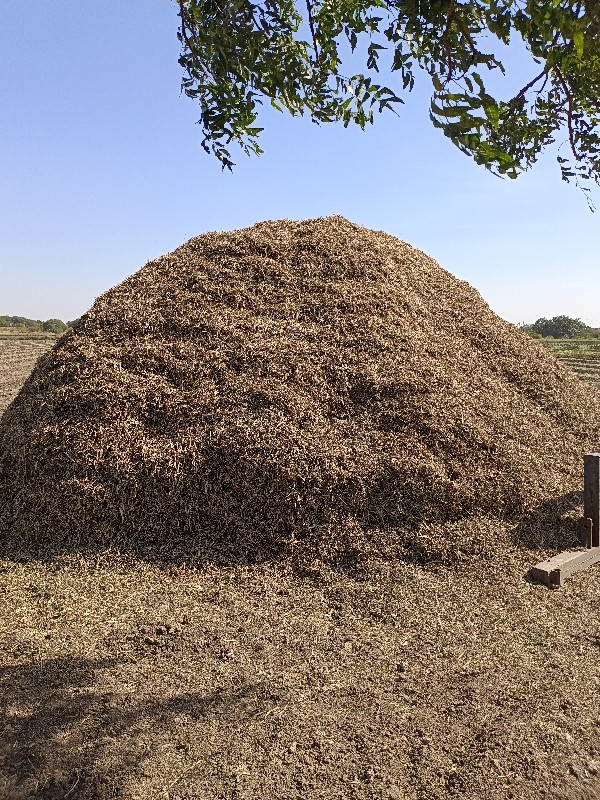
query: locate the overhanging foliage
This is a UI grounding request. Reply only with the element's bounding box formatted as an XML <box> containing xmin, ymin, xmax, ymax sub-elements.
<box><xmin>176</xmin><ymin>0</ymin><xmax>600</xmax><ymax>199</ymax></box>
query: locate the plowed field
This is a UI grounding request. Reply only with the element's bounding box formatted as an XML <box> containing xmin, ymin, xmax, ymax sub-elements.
<box><xmin>0</xmin><ymin>337</ymin><xmax>56</xmax><ymax>414</ymax></box>
<box><xmin>557</xmin><ymin>355</ymin><xmax>600</xmax><ymax>388</ymax></box>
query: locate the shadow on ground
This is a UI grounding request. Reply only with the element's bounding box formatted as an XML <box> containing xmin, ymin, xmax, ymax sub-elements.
<box><xmin>0</xmin><ymin>654</ymin><xmax>272</xmax><ymax>799</ymax></box>
<box><xmin>510</xmin><ymin>491</ymin><xmax>583</xmax><ymax>553</ymax></box>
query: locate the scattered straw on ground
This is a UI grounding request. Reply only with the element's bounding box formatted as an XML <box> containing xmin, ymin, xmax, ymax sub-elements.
<box><xmin>1</xmin><ymin>217</ymin><xmax>600</xmax><ymax>799</ymax></box>
<box><xmin>3</xmin><ymin>549</ymin><xmax>600</xmax><ymax>800</ymax></box>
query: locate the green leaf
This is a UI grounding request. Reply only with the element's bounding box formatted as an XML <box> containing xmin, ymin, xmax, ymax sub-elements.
<box><xmin>431</xmin><ymin>103</ymin><xmax>476</xmax><ymax>118</ymax></box>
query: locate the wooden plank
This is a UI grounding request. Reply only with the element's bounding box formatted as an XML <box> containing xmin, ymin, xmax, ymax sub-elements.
<box><xmin>556</xmin><ymin>548</ymin><xmax>600</xmax><ymax>577</ymax></box>
<box><xmin>584</xmin><ymin>452</ymin><xmax>600</xmax><ymax>548</ymax></box>
<box><xmin>529</xmin><ymin>547</ymin><xmax>600</xmax><ymax>588</ymax></box>
<box><xmin>528</xmin><ymin>454</ymin><xmax>600</xmax><ymax>589</ymax></box>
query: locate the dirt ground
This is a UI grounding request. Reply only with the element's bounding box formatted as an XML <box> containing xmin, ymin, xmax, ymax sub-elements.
<box><xmin>557</xmin><ymin>355</ymin><xmax>600</xmax><ymax>388</ymax></box>
<box><xmin>0</xmin><ymin>338</ymin><xmax>56</xmax><ymax>414</ymax></box>
<box><xmin>2</xmin><ymin>338</ymin><xmax>600</xmax><ymax>800</ymax></box>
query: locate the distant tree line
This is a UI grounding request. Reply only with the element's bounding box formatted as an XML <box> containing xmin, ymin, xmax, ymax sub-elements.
<box><xmin>2</xmin><ymin>312</ymin><xmax>597</xmax><ymax>340</ymax></box>
<box><xmin>0</xmin><ymin>315</ymin><xmax>78</xmax><ymax>333</ymax></box>
<box><xmin>521</xmin><ymin>315</ymin><xmax>600</xmax><ymax>339</ymax></box>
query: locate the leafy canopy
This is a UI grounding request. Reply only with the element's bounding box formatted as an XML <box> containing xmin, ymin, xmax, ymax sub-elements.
<box><xmin>176</xmin><ymin>0</ymin><xmax>600</xmax><ymax>197</ymax></box>
<box><xmin>525</xmin><ymin>315</ymin><xmax>595</xmax><ymax>338</ymax></box>
<box><xmin>0</xmin><ymin>316</ymin><xmax>69</xmax><ymax>333</ymax></box>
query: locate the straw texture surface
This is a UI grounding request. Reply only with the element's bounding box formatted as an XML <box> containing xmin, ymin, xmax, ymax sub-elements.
<box><xmin>1</xmin><ymin>216</ymin><xmax>598</xmax><ymax>561</ymax></box>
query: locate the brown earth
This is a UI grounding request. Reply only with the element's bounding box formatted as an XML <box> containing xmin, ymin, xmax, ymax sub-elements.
<box><xmin>2</xmin><ymin>218</ymin><xmax>600</xmax><ymax>799</ymax></box>
<box><xmin>0</xmin><ymin>338</ymin><xmax>56</xmax><ymax>415</ymax></box>
<box><xmin>557</xmin><ymin>355</ymin><xmax>600</xmax><ymax>388</ymax></box>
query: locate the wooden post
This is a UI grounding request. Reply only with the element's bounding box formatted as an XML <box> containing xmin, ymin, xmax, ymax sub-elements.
<box><xmin>529</xmin><ymin>452</ymin><xmax>600</xmax><ymax>588</ymax></box>
<box><xmin>584</xmin><ymin>452</ymin><xmax>600</xmax><ymax>548</ymax></box>
<box><xmin>579</xmin><ymin>516</ymin><xmax>593</xmax><ymax>549</ymax></box>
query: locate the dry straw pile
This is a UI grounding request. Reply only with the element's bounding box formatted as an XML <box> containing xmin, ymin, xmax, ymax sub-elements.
<box><xmin>1</xmin><ymin>216</ymin><xmax>599</xmax><ymax>562</ymax></box>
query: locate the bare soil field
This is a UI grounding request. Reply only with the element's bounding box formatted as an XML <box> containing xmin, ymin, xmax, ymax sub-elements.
<box><xmin>557</xmin><ymin>355</ymin><xmax>600</xmax><ymax>388</ymax></box>
<box><xmin>0</xmin><ymin>338</ymin><xmax>56</xmax><ymax>414</ymax></box>
<box><xmin>2</xmin><ymin>336</ymin><xmax>600</xmax><ymax>800</ymax></box>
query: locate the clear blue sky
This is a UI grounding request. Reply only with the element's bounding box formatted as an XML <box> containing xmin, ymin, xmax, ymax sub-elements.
<box><xmin>1</xmin><ymin>0</ymin><xmax>598</xmax><ymax>326</ymax></box>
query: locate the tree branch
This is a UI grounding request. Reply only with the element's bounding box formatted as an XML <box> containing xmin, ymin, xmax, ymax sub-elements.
<box><xmin>509</xmin><ymin>67</ymin><xmax>549</xmax><ymax>106</ymax></box>
<box><xmin>442</xmin><ymin>1</ymin><xmax>457</xmax><ymax>81</ymax></box>
<box><xmin>555</xmin><ymin>66</ymin><xmax>579</xmax><ymax>160</ymax></box>
<box><xmin>177</xmin><ymin>1</ymin><xmax>209</xmax><ymax>78</ymax></box>
<box><xmin>304</xmin><ymin>0</ymin><xmax>320</xmax><ymax>63</ymax></box>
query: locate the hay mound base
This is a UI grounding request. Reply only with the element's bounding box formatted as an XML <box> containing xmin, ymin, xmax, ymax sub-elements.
<box><xmin>1</xmin><ymin>216</ymin><xmax>599</xmax><ymax>562</ymax></box>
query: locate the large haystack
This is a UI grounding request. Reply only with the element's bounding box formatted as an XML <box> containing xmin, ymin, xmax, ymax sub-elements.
<box><xmin>1</xmin><ymin>217</ymin><xmax>599</xmax><ymax>561</ymax></box>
